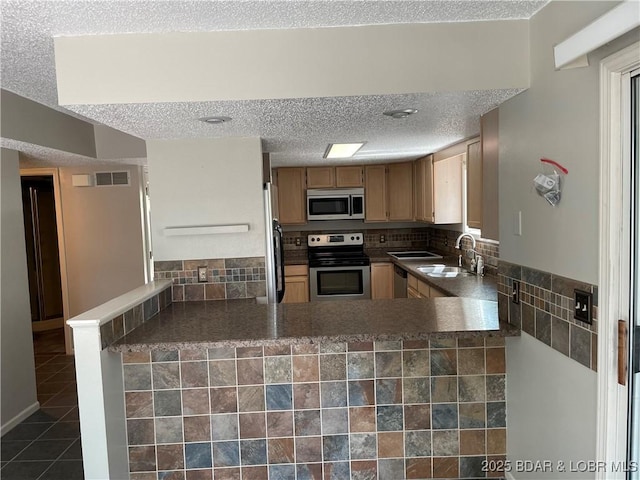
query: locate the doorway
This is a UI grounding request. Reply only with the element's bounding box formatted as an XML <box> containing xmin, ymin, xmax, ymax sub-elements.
<box><xmin>628</xmin><ymin>68</ymin><xmax>639</xmax><ymax>479</ymax></box>
<box><xmin>20</xmin><ymin>169</ymin><xmax>71</xmax><ymax>355</ymax></box>
<box><xmin>21</xmin><ymin>176</ymin><xmax>63</xmax><ymax>327</ymax></box>
<box><xmin>598</xmin><ymin>41</ymin><xmax>640</xmax><ymax>479</ymax></box>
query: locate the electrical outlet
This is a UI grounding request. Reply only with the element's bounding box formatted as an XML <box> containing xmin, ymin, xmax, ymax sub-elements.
<box><xmin>380</xmin><ymin>235</ymin><xmax>386</xmax><ymax>243</ymax></box>
<box><xmin>512</xmin><ymin>280</ymin><xmax>520</xmax><ymax>304</ymax></box>
<box><xmin>444</xmin><ymin>237</ymin><xmax>449</xmax><ymax>247</ymax></box>
<box><xmin>295</xmin><ymin>237</ymin><xmax>301</xmax><ymax>247</ymax></box>
<box><xmin>574</xmin><ymin>289</ymin><xmax>593</xmax><ymax>324</ymax></box>
<box><xmin>197</xmin><ymin>266</ymin><xmax>207</xmax><ymax>283</ymax></box>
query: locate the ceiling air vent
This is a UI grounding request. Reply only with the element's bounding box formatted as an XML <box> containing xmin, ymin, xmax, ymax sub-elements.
<box><xmin>95</xmin><ymin>171</ymin><xmax>130</xmax><ymax>187</ymax></box>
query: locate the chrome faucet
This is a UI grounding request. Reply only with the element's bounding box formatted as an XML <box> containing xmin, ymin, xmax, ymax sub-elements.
<box><xmin>455</xmin><ymin>233</ymin><xmax>483</xmax><ymax>274</ymax></box>
<box><xmin>455</xmin><ymin>233</ymin><xmax>476</xmax><ymax>251</ymax></box>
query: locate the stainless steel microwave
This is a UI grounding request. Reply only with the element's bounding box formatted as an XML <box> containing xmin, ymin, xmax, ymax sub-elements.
<box><xmin>306</xmin><ymin>188</ymin><xmax>365</xmax><ymax>220</ymax></box>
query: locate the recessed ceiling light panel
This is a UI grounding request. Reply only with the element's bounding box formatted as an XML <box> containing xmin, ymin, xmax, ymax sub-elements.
<box><xmin>324</xmin><ymin>142</ymin><xmax>365</xmax><ymax>159</ymax></box>
<box><xmin>383</xmin><ymin>108</ymin><xmax>418</xmax><ymax>119</ymax></box>
<box><xmin>199</xmin><ymin>116</ymin><xmax>232</xmax><ymax>124</ymax></box>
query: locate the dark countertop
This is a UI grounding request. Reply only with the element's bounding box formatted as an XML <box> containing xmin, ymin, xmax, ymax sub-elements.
<box><xmin>110</xmin><ymin>297</ymin><xmax>517</xmax><ymax>352</ymax></box>
<box><xmin>389</xmin><ymin>256</ymin><xmax>498</xmax><ymax>301</ymax></box>
<box><xmin>286</xmin><ymin>247</ymin><xmax>496</xmax><ymax>300</ymax></box>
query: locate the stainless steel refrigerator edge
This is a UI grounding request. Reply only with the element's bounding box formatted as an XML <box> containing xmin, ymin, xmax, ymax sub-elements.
<box><xmin>263</xmin><ymin>156</ymin><xmax>285</xmax><ymax>303</ymax></box>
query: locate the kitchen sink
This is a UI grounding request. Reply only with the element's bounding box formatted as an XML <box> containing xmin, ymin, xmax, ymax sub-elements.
<box><xmin>417</xmin><ymin>265</ymin><xmax>473</xmax><ymax>278</ymax></box>
<box><xmin>388</xmin><ymin>251</ymin><xmax>443</xmax><ymax>260</ymax></box>
<box><xmin>426</xmin><ymin>271</ymin><xmax>473</xmax><ymax>278</ymax></box>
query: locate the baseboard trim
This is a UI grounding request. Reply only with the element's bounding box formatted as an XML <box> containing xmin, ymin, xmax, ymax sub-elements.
<box><xmin>0</xmin><ymin>401</ymin><xmax>40</xmax><ymax>437</ymax></box>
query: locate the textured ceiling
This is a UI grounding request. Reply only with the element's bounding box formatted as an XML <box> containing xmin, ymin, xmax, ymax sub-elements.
<box><xmin>68</xmin><ymin>89</ymin><xmax>524</xmax><ymax>166</ymax></box>
<box><xmin>0</xmin><ymin>0</ymin><xmax>547</xmax><ymax>166</ymax></box>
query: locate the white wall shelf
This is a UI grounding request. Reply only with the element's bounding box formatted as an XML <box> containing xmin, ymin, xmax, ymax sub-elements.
<box><xmin>164</xmin><ymin>224</ymin><xmax>250</xmax><ymax>236</ymax></box>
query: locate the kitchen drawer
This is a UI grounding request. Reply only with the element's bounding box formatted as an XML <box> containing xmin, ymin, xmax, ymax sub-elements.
<box><xmin>285</xmin><ymin>265</ymin><xmax>308</xmax><ymax>276</ymax></box>
<box><xmin>407</xmin><ymin>274</ymin><xmax>419</xmax><ymax>290</ymax></box>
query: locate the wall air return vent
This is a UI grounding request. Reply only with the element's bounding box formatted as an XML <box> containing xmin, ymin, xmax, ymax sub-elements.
<box><xmin>95</xmin><ymin>171</ymin><xmax>130</xmax><ymax>187</ymax></box>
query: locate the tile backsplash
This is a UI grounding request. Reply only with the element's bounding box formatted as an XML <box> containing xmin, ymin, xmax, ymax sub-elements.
<box><xmin>283</xmin><ymin>228</ymin><xmax>431</xmax><ymax>254</ymax></box>
<box><xmin>154</xmin><ymin>257</ymin><xmax>266</xmax><ymax>302</ymax></box>
<box><xmin>427</xmin><ymin>229</ymin><xmax>499</xmax><ymax>275</ymax></box>
<box><xmin>283</xmin><ymin>227</ymin><xmax>500</xmax><ymax>275</ymax></box>
<box><xmin>497</xmin><ymin>260</ymin><xmax>598</xmax><ymax>371</ymax></box>
<box><xmin>122</xmin><ymin>338</ymin><xmax>507</xmax><ymax>479</ymax></box>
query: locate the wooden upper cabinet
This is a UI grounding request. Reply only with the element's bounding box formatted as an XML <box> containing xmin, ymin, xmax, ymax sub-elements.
<box><xmin>466</xmin><ymin>140</ymin><xmax>482</xmax><ymax>229</ymax></box>
<box><xmin>424</xmin><ymin>156</ymin><xmax>434</xmax><ymax>223</ymax></box>
<box><xmin>414</xmin><ymin>158</ymin><xmax>425</xmax><ymax>221</ymax></box>
<box><xmin>433</xmin><ymin>154</ymin><xmax>463</xmax><ymax>224</ymax></box>
<box><xmin>481</xmin><ymin>108</ymin><xmax>499</xmax><ymax>241</ymax></box>
<box><xmin>335</xmin><ymin>166</ymin><xmax>364</xmax><ymax>187</ymax></box>
<box><xmin>387</xmin><ymin>162</ymin><xmax>414</xmax><ymax>221</ymax></box>
<box><xmin>275</xmin><ymin>167</ymin><xmax>306</xmax><ymax>225</ymax></box>
<box><xmin>364</xmin><ymin>165</ymin><xmax>388</xmax><ymax>222</ymax></box>
<box><xmin>307</xmin><ymin>166</ymin><xmax>364</xmax><ymax>188</ymax></box>
<box><xmin>306</xmin><ymin>167</ymin><xmax>335</xmax><ymax>189</ymax></box>
<box><xmin>413</xmin><ymin>155</ymin><xmax>433</xmax><ymax>223</ymax></box>
<box><xmin>365</xmin><ymin>162</ymin><xmax>413</xmax><ymax>222</ymax></box>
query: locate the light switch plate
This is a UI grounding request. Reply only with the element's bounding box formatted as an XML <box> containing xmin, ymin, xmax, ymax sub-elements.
<box><xmin>513</xmin><ymin>211</ymin><xmax>522</xmax><ymax>236</ymax></box>
<box><xmin>198</xmin><ymin>266</ymin><xmax>207</xmax><ymax>283</ymax></box>
<box><xmin>574</xmin><ymin>289</ymin><xmax>592</xmax><ymax>324</ymax></box>
<box><xmin>512</xmin><ymin>280</ymin><xmax>520</xmax><ymax>304</ymax></box>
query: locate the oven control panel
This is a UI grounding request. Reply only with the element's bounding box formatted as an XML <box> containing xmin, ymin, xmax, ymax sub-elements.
<box><xmin>308</xmin><ymin>233</ymin><xmax>363</xmax><ymax>247</ymax></box>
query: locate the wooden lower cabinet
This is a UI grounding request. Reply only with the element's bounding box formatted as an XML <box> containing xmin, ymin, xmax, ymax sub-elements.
<box><xmin>282</xmin><ymin>265</ymin><xmax>309</xmax><ymax>303</ymax></box>
<box><xmin>429</xmin><ymin>287</ymin><xmax>448</xmax><ymax>297</ymax></box>
<box><xmin>407</xmin><ymin>287</ymin><xmax>421</xmax><ymax>298</ymax></box>
<box><xmin>407</xmin><ymin>274</ymin><xmax>448</xmax><ymax>298</ymax></box>
<box><xmin>371</xmin><ymin>262</ymin><xmax>394</xmax><ymax>299</ymax></box>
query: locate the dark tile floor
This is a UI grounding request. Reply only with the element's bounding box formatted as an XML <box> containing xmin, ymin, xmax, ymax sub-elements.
<box><xmin>1</xmin><ymin>329</ymin><xmax>83</xmax><ymax>479</ymax></box>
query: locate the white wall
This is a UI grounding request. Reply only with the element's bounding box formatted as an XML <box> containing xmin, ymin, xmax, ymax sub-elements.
<box><xmin>498</xmin><ymin>1</ymin><xmax>638</xmax><ymax>476</ymax></box>
<box><xmin>506</xmin><ymin>334</ymin><xmax>597</xmax><ymax>479</ymax></box>
<box><xmin>58</xmin><ymin>165</ymin><xmax>146</xmax><ymax>317</ymax></box>
<box><xmin>499</xmin><ymin>0</ymin><xmax>632</xmax><ymax>285</ymax></box>
<box><xmin>1</xmin><ymin>148</ymin><xmax>39</xmax><ymax>432</ymax></box>
<box><xmin>147</xmin><ymin>137</ymin><xmax>265</xmax><ymax>261</ymax></box>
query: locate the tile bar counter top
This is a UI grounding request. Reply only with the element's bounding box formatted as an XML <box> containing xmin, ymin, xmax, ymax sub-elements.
<box><xmin>110</xmin><ymin>297</ymin><xmax>518</xmax><ymax>352</ymax></box>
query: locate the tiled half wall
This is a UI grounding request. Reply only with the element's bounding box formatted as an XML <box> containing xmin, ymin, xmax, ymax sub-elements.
<box><xmin>121</xmin><ymin>338</ymin><xmax>507</xmax><ymax>479</ymax></box>
<box><xmin>99</xmin><ymin>285</ymin><xmax>172</xmax><ymax>350</ymax></box>
<box><xmin>497</xmin><ymin>261</ymin><xmax>598</xmax><ymax>371</ymax></box>
<box><xmin>154</xmin><ymin>258</ymin><xmax>266</xmax><ymax>302</ymax></box>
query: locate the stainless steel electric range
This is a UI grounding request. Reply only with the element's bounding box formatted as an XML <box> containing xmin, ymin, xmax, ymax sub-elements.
<box><xmin>307</xmin><ymin>232</ymin><xmax>371</xmax><ymax>301</ymax></box>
